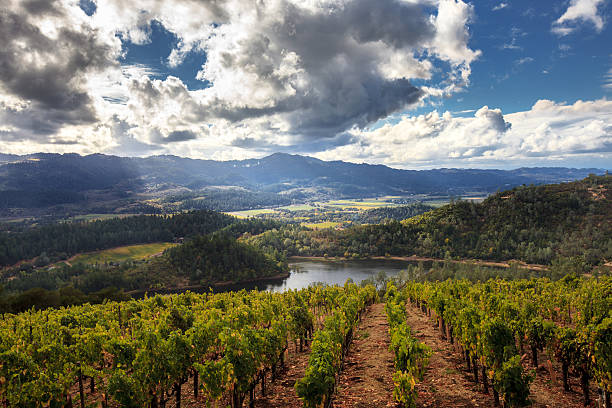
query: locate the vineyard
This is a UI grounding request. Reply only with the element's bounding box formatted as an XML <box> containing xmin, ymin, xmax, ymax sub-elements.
<box><xmin>0</xmin><ymin>275</ymin><xmax>610</xmax><ymax>408</ymax></box>
<box><xmin>0</xmin><ymin>283</ymin><xmax>376</xmax><ymax>407</ymax></box>
<box><xmin>404</xmin><ymin>276</ymin><xmax>612</xmax><ymax>407</ymax></box>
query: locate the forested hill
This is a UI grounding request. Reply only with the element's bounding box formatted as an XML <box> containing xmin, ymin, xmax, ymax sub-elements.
<box><xmin>0</xmin><ymin>153</ymin><xmax>605</xmax><ymax>215</ymax></box>
<box><xmin>248</xmin><ymin>174</ymin><xmax>612</xmax><ymax>266</ymax></box>
<box><xmin>0</xmin><ymin>210</ymin><xmax>283</xmax><ymax>268</ymax></box>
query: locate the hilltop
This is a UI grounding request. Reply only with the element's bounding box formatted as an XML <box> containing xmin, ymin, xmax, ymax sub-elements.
<box><xmin>248</xmin><ymin>174</ymin><xmax>612</xmax><ymax>267</ymax></box>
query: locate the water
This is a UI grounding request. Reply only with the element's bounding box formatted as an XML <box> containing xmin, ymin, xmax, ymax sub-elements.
<box><xmin>134</xmin><ymin>258</ymin><xmax>424</xmax><ymax>297</ymax></box>
<box><xmin>245</xmin><ymin>258</ymin><xmax>418</xmax><ymax>292</ymax></box>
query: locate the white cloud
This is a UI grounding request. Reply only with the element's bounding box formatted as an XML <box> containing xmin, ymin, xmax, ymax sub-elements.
<box><xmin>493</xmin><ymin>3</ymin><xmax>508</xmax><ymax>11</ymax></box>
<box><xmin>515</xmin><ymin>57</ymin><xmax>535</xmax><ymax>66</ymax></box>
<box><xmin>313</xmin><ymin>99</ymin><xmax>612</xmax><ymax>168</ymax></box>
<box><xmin>0</xmin><ymin>0</ymin><xmax>481</xmax><ymax>154</ymax></box>
<box><xmin>552</xmin><ymin>0</ymin><xmax>606</xmax><ymax>35</ymax></box>
<box><xmin>432</xmin><ymin>0</ymin><xmax>481</xmax><ymax>85</ymax></box>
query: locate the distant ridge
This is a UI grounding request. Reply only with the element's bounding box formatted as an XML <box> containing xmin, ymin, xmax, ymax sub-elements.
<box><xmin>0</xmin><ymin>152</ymin><xmax>605</xmax><ymax>215</ymax></box>
<box><xmin>0</xmin><ymin>152</ymin><xmax>604</xmax><ymax>194</ymax></box>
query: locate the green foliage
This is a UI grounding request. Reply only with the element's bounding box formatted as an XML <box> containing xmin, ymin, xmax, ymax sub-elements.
<box><xmin>494</xmin><ymin>356</ymin><xmax>533</xmax><ymax>407</ymax></box>
<box><xmin>1</xmin><ymin>218</ymin><xmax>288</xmax><ymax>312</ymax></box>
<box><xmin>295</xmin><ymin>283</ymin><xmax>377</xmax><ymax>408</ymax></box>
<box><xmin>248</xmin><ymin>175</ymin><xmax>612</xmax><ymax>267</ymax></box>
<box><xmin>194</xmin><ymin>360</ymin><xmax>234</xmax><ymax>403</ymax></box>
<box><xmin>392</xmin><ymin>370</ymin><xmax>418</xmax><ymax>408</ymax></box>
<box><xmin>592</xmin><ymin>318</ymin><xmax>612</xmax><ymax>392</ymax></box>
<box><xmin>385</xmin><ymin>283</ymin><xmax>431</xmax><ymax>407</ymax></box>
<box><xmin>0</xmin><ymin>210</ymin><xmax>236</xmax><ymax>267</ymax></box>
<box><xmin>0</xmin><ymin>284</ymin><xmax>353</xmax><ymax>407</ymax></box>
<box><xmin>166</xmin><ymin>232</ymin><xmax>286</xmax><ymax>284</ymax></box>
<box><xmin>404</xmin><ymin>275</ymin><xmax>612</xmax><ymax>407</ymax></box>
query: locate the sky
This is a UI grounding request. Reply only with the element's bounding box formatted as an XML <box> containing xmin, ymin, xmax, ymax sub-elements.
<box><xmin>0</xmin><ymin>0</ymin><xmax>610</xmax><ymax>169</ymax></box>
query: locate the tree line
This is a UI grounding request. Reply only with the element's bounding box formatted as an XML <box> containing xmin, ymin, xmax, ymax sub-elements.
<box><xmin>247</xmin><ymin>175</ymin><xmax>612</xmax><ymax>267</ymax></box>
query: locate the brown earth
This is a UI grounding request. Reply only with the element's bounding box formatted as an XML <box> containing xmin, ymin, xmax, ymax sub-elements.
<box><xmin>333</xmin><ymin>303</ymin><xmax>397</xmax><ymax>408</ymax></box>
<box><xmin>252</xmin><ymin>343</ymin><xmax>312</xmax><ymax>407</ymax></box>
<box><xmin>405</xmin><ymin>305</ymin><xmax>494</xmax><ymax>408</ymax></box>
<box><xmin>405</xmin><ymin>305</ymin><xmax>598</xmax><ymax>408</ymax></box>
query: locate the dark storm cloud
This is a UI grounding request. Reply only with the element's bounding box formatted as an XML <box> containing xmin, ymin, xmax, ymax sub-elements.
<box><xmin>147</xmin><ymin>127</ymin><xmax>199</xmax><ymax>144</ymax></box>
<box><xmin>21</xmin><ymin>0</ymin><xmax>64</xmax><ymax>16</ymax></box>
<box><xmin>191</xmin><ymin>0</ymin><xmax>434</xmax><ymax>138</ymax></box>
<box><xmin>346</xmin><ymin>0</ymin><xmax>436</xmax><ymax>48</ymax></box>
<box><xmin>0</xmin><ymin>2</ymin><xmax>116</xmax><ymax>137</ymax></box>
<box><xmin>165</xmin><ymin>130</ymin><xmax>198</xmax><ymax>142</ymax></box>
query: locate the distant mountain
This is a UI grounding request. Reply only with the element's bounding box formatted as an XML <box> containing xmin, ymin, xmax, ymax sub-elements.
<box><xmin>0</xmin><ymin>152</ymin><xmax>606</xmax><ymax>216</ymax></box>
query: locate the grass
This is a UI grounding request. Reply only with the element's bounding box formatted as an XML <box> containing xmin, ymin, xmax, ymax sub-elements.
<box><xmin>69</xmin><ymin>242</ymin><xmax>177</xmax><ymax>265</ymax></box>
<box><xmin>302</xmin><ymin>221</ymin><xmax>341</xmax><ymax>229</ymax></box>
<box><xmin>225</xmin><ymin>208</ymin><xmax>277</xmax><ymax>218</ymax></box>
<box><xmin>317</xmin><ymin>197</ymin><xmax>403</xmax><ymax>210</ymax></box>
<box><xmin>279</xmin><ymin>203</ymin><xmax>318</xmax><ymax>211</ymax></box>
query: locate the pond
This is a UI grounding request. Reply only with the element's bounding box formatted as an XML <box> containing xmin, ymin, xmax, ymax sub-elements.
<box><xmin>223</xmin><ymin>258</ymin><xmax>425</xmax><ymax>293</ymax></box>
<box><xmin>133</xmin><ymin>258</ymin><xmax>432</xmax><ymax>297</ymax></box>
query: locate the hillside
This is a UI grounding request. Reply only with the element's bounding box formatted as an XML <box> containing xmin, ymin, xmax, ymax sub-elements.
<box><xmin>0</xmin><ymin>152</ymin><xmax>604</xmax><ymax>216</ymax></box>
<box><xmin>248</xmin><ymin>174</ymin><xmax>612</xmax><ymax>267</ymax></box>
<box><xmin>0</xmin><ymin>230</ymin><xmax>287</xmax><ymax>313</ymax></box>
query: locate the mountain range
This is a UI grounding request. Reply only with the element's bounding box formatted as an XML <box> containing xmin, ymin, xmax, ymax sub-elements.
<box><xmin>0</xmin><ymin>152</ymin><xmax>606</xmax><ymax>217</ymax></box>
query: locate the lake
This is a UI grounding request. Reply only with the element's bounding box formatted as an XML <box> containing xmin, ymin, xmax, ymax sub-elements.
<box><xmin>220</xmin><ymin>258</ymin><xmax>422</xmax><ymax>293</ymax></box>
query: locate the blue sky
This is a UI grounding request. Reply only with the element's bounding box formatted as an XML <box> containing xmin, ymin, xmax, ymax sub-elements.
<box><xmin>117</xmin><ymin>1</ymin><xmax>612</xmax><ymax>117</ymax></box>
<box><xmin>1</xmin><ymin>0</ymin><xmax>610</xmax><ymax>168</ymax></box>
<box><xmin>445</xmin><ymin>0</ymin><xmax>611</xmax><ymax>115</ymax></box>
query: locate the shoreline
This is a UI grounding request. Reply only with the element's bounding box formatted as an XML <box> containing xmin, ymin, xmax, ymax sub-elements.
<box><xmin>126</xmin><ymin>270</ymin><xmax>291</xmax><ymax>296</ymax></box>
<box><xmin>288</xmin><ymin>255</ymin><xmax>549</xmax><ymax>271</ymax></box>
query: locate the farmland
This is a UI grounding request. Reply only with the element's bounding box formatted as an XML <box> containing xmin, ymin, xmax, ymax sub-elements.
<box><xmin>66</xmin><ymin>242</ymin><xmax>177</xmax><ymax>265</ymax></box>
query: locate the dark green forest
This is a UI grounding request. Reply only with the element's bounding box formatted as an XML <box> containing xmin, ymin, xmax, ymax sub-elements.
<box><xmin>166</xmin><ymin>233</ymin><xmax>286</xmax><ymax>283</ymax></box>
<box><xmin>167</xmin><ymin>189</ymin><xmax>293</xmax><ymax>211</ymax></box>
<box><xmin>352</xmin><ymin>203</ymin><xmax>437</xmax><ymax>224</ymax></box>
<box><xmin>0</xmin><ymin>211</ymin><xmax>285</xmax><ymax>268</ymax></box>
<box><xmin>1</xmin><ymin>231</ymin><xmax>287</xmax><ymax>313</ymax></box>
<box><xmin>247</xmin><ymin>175</ymin><xmax>611</xmax><ymax>266</ymax></box>
<box><xmin>253</xmin><ymin>203</ymin><xmax>436</xmax><ymax>226</ymax></box>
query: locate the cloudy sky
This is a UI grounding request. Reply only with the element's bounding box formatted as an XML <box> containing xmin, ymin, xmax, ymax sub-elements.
<box><xmin>0</xmin><ymin>0</ymin><xmax>610</xmax><ymax>168</ymax></box>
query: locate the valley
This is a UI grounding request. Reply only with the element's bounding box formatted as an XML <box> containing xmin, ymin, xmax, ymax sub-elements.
<box><xmin>0</xmin><ymin>168</ymin><xmax>609</xmax><ymax>407</ymax></box>
<box><xmin>2</xmin><ymin>1</ymin><xmax>610</xmax><ymax>406</ymax></box>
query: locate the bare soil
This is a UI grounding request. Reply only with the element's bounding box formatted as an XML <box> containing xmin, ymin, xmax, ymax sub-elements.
<box><xmin>252</xmin><ymin>343</ymin><xmax>312</xmax><ymax>407</ymax></box>
<box><xmin>405</xmin><ymin>304</ymin><xmax>598</xmax><ymax>408</ymax></box>
<box><xmin>405</xmin><ymin>305</ymin><xmax>493</xmax><ymax>408</ymax></box>
<box><xmin>333</xmin><ymin>303</ymin><xmax>397</xmax><ymax>408</ymax></box>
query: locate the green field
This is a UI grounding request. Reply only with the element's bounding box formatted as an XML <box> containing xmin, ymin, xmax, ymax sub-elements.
<box><xmin>225</xmin><ymin>208</ymin><xmax>277</xmax><ymax>218</ymax></box>
<box><xmin>279</xmin><ymin>203</ymin><xmax>318</xmax><ymax>211</ymax></box>
<box><xmin>320</xmin><ymin>198</ymin><xmax>399</xmax><ymax>209</ymax></box>
<box><xmin>302</xmin><ymin>221</ymin><xmax>342</xmax><ymax>229</ymax></box>
<box><xmin>68</xmin><ymin>242</ymin><xmax>177</xmax><ymax>265</ymax></box>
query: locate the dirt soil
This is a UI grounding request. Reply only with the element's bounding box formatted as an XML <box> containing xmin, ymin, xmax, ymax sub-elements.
<box><xmin>405</xmin><ymin>305</ymin><xmax>597</xmax><ymax>408</ymax></box>
<box><xmin>252</xmin><ymin>343</ymin><xmax>312</xmax><ymax>407</ymax></box>
<box><xmin>405</xmin><ymin>305</ymin><xmax>493</xmax><ymax>408</ymax></box>
<box><xmin>333</xmin><ymin>303</ymin><xmax>397</xmax><ymax>408</ymax></box>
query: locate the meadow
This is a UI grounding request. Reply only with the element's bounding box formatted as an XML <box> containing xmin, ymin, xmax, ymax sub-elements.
<box><xmin>68</xmin><ymin>242</ymin><xmax>177</xmax><ymax>264</ymax></box>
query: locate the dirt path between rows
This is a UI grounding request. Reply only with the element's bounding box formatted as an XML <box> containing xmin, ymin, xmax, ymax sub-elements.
<box><xmin>333</xmin><ymin>303</ymin><xmax>397</xmax><ymax>408</ymax></box>
<box><xmin>405</xmin><ymin>305</ymin><xmax>494</xmax><ymax>408</ymax></box>
<box><xmin>252</xmin><ymin>344</ymin><xmax>312</xmax><ymax>407</ymax></box>
<box><xmin>406</xmin><ymin>305</ymin><xmax>596</xmax><ymax>408</ymax></box>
